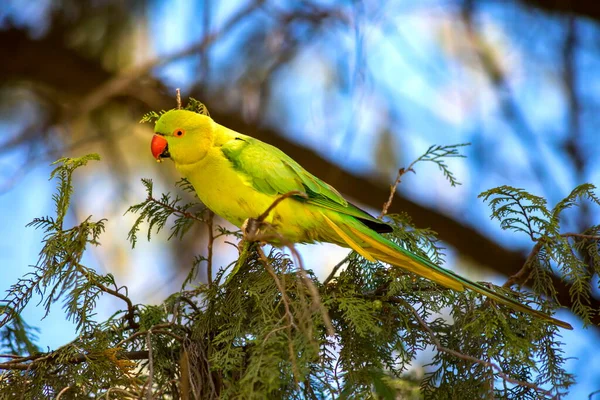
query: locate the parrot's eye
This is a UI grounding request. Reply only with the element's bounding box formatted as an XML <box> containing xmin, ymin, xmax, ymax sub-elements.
<box><xmin>173</xmin><ymin>128</ymin><xmax>185</xmax><ymax>137</ymax></box>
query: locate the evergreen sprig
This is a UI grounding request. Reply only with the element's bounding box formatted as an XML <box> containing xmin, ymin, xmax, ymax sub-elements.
<box><xmin>480</xmin><ymin>184</ymin><xmax>600</xmax><ymax>326</ymax></box>
<box><xmin>0</xmin><ymin>306</ymin><xmax>39</xmax><ymax>356</ymax></box>
<box><xmin>412</xmin><ymin>143</ymin><xmax>469</xmax><ymax>187</ymax></box>
<box><xmin>126</xmin><ymin>178</ymin><xmax>206</xmax><ymax>247</ymax></box>
<box><xmin>1</xmin><ymin>155</ymin><xmax>108</xmax><ymax>333</ymax></box>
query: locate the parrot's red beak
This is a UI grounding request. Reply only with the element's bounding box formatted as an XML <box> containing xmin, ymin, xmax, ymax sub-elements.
<box><xmin>151</xmin><ymin>134</ymin><xmax>169</xmax><ymax>159</ymax></box>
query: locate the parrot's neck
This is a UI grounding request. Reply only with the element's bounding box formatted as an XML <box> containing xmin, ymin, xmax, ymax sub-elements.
<box><xmin>212</xmin><ymin>123</ymin><xmax>242</xmax><ymax>147</ymax></box>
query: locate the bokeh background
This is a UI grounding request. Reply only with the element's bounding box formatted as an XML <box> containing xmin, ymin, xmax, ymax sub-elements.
<box><xmin>1</xmin><ymin>0</ymin><xmax>599</xmax><ymax>397</ymax></box>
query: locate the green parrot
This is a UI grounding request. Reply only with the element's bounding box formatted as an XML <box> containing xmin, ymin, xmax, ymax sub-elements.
<box><xmin>150</xmin><ymin>107</ymin><xmax>572</xmax><ymax>330</ymax></box>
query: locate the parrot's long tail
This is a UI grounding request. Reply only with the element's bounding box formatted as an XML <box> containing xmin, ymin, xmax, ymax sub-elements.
<box><xmin>322</xmin><ymin>215</ymin><xmax>573</xmax><ymax>330</ymax></box>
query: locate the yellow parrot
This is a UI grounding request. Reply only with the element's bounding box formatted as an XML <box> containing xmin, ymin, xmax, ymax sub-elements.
<box><xmin>149</xmin><ymin>107</ymin><xmax>572</xmax><ymax>330</ymax></box>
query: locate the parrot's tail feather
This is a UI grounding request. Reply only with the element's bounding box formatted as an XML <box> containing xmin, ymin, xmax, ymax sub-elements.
<box><xmin>323</xmin><ymin>215</ymin><xmax>376</xmax><ymax>262</ymax></box>
<box><xmin>323</xmin><ymin>213</ymin><xmax>573</xmax><ymax>330</ymax></box>
<box><xmin>350</xmin><ymin>228</ymin><xmax>465</xmax><ymax>292</ymax></box>
<box><xmin>365</xmin><ymin>247</ymin><xmax>465</xmax><ymax>292</ymax></box>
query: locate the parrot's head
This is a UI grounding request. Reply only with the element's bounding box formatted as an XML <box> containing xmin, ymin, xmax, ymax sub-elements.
<box><xmin>151</xmin><ymin>110</ymin><xmax>215</xmax><ymax>165</ymax></box>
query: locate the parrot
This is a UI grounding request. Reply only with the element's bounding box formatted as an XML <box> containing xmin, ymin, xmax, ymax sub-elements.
<box><xmin>149</xmin><ymin>107</ymin><xmax>572</xmax><ymax>330</ymax></box>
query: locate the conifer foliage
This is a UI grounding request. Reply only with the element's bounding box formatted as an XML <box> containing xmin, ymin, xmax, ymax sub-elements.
<box><xmin>0</xmin><ymin>144</ymin><xmax>598</xmax><ymax>398</ymax></box>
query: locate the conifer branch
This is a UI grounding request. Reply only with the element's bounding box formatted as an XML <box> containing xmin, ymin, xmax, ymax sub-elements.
<box><xmin>399</xmin><ymin>299</ymin><xmax>555</xmax><ymax>399</ymax></box>
<box><xmin>4</xmin><ymin>154</ymin><xmax>590</xmax><ymax>397</ymax></box>
<box><xmin>145</xmin><ymin>193</ymin><xmax>205</xmax><ymax>224</ymax></box>
<box><xmin>257</xmin><ymin>247</ymin><xmax>300</xmax><ymax>385</ymax></box>
<box><xmin>503</xmin><ymin>241</ymin><xmax>544</xmax><ymax>288</ymax></box>
<box><xmin>0</xmin><ymin>350</ymin><xmax>150</xmax><ymax>371</ymax></box>
<box><xmin>74</xmin><ymin>263</ymin><xmax>138</xmax><ymax>329</ymax></box>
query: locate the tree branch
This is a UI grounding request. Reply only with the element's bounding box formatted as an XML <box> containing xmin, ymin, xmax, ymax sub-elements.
<box><xmin>0</xmin><ymin>350</ymin><xmax>149</xmax><ymax>371</ymax></box>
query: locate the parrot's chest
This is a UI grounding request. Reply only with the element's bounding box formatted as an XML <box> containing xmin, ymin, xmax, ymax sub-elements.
<box><xmin>175</xmin><ymin>150</ymin><xmax>278</xmax><ymax>228</ymax></box>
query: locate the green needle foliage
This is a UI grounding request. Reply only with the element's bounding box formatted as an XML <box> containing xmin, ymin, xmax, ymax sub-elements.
<box><xmin>0</xmin><ymin>149</ymin><xmax>598</xmax><ymax>399</ymax></box>
<box><xmin>479</xmin><ymin>184</ymin><xmax>600</xmax><ymax>325</ymax></box>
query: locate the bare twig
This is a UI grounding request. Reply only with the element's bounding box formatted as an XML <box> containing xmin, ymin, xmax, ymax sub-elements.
<box><xmin>502</xmin><ymin>241</ymin><xmax>543</xmax><ymax>289</ymax></box>
<box><xmin>323</xmin><ymin>253</ymin><xmax>352</xmax><ymax>285</ymax></box>
<box><xmin>380</xmin><ymin>167</ymin><xmax>415</xmax><ymax>218</ymax></box>
<box><xmin>400</xmin><ymin>298</ymin><xmax>555</xmax><ymax>399</ymax></box>
<box><xmin>115</xmin><ymin>323</ymin><xmax>177</xmax><ymax>348</ymax></box>
<box><xmin>104</xmin><ymin>387</ymin><xmax>139</xmax><ymax>399</ymax></box>
<box><xmin>56</xmin><ymin>386</ymin><xmax>72</xmax><ymax>399</ymax></box>
<box><xmin>283</xmin><ymin>241</ymin><xmax>335</xmax><ymax>337</ymax></box>
<box><xmin>154</xmin><ymin>379</ymin><xmax>181</xmax><ymax>399</ymax></box>
<box><xmin>257</xmin><ymin>190</ymin><xmax>307</xmax><ymax>222</ymax></box>
<box><xmin>589</xmin><ymin>389</ymin><xmax>600</xmax><ymax>400</ymax></box>
<box><xmin>241</xmin><ymin>192</ymin><xmax>335</xmax><ymax>337</ymax></box>
<box><xmin>176</xmin><ymin>88</ymin><xmax>182</xmax><ymax>110</ymax></box>
<box><xmin>563</xmin><ymin>233</ymin><xmax>600</xmax><ymax>241</ymax></box>
<box><xmin>0</xmin><ymin>354</ymin><xmax>25</xmax><ymax>359</ymax></box>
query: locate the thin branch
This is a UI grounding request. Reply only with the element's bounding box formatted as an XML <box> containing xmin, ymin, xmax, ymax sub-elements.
<box><xmin>176</xmin><ymin>88</ymin><xmax>182</xmax><ymax>110</ymax></box>
<box><xmin>380</xmin><ymin>167</ymin><xmax>415</xmax><ymax>218</ymax></box>
<box><xmin>146</xmin><ymin>195</ymin><xmax>206</xmax><ymax>224</ymax></box>
<box><xmin>104</xmin><ymin>387</ymin><xmax>140</xmax><ymax>399</ymax></box>
<box><xmin>115</xmin><ymin>323</ymin><xmax>177</xmax><ymax>348</ymax></box>
<box><xmin>323</xmin><ymin>253</ymin><xmax>352</xmax><ymax>285</ymax></box>
<box><xmin>0</xmin><ymin>351</ymin><xmax>149</xmax><ymax>371</ymax></box>
<box><xmin>563</xmin><ymin>233</ymin><xmax>600</xmax><ymax>241</ymax></box>
<box><xmin>242</xmin><ymin>193</ymin><xmax>335</xmax><ymax>337</ymax></box>
<box><xmin>282</xmin><ymin>239</ymin><xmax>335</xmax><ymax>337</ymax></box>
<box><xmin>257</xmin><ymin>190</ymin><xmax>307</xmax><ymax>222</ymax></box>
<box><xmin>503</xmin><ymin>232</ymin><xmax>600</xmax><ymax>289</ymax></box>
<box><xmin>502</xmin><ymin>241</ymin><xmax>543</xmax><ymax>289</ymax></box>
<box><xmin>76</xmin><ymin>263</ymin><xmax>138</xmax><ymax>329</ymax></box>
<box><xmin>589</xmin><ymin>389</ymin><xmax>600</xmax><ymax>400</ymax></box>
<box><xmin>56</xmin><ymin>386</ymin><xmax>72</xmax><ymax>400</ymax></box>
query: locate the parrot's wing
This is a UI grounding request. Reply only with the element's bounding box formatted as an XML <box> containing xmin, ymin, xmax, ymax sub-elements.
<box><xmin>221</xmin><ymin>135</ymin><xmax>391</xmax><ymax>232</ymax></box>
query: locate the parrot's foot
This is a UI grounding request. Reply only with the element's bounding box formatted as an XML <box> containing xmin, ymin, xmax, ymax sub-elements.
<box><xmin>241</xmin><ymin>217</ymin><xmax>264</xmax><ymax>241</ymax></box>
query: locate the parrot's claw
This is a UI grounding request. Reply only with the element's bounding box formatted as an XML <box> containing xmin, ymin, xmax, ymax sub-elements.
<box><xmin>241</xmin><ymin>217</ymin><xmax>263</xmax><ymax>241</ymax></box>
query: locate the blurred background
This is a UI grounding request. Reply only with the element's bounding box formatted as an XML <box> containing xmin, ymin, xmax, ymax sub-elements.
<box><xmin>1</xmin><ymin>0</ymin><xmax>599</xmax><ymax>397</ymax></box>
